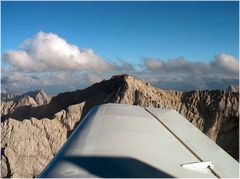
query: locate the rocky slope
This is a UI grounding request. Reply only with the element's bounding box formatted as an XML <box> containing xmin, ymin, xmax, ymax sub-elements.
<box><xmin>1</xmin><ymin>90</ymin><xmax>51</xmax><ymax>117</ymax></box>
<box><xmin>227</xmin><ymin>85</ymin><xmax>239</xmax><ymax>93</ymax></box>
<box><xmin>1</xmin><ymin>75</ymin><xmax>239</xmax><ymax>178</ymax></box>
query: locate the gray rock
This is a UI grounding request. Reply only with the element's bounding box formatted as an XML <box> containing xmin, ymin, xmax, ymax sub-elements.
<box><xmin>1</xmin><ymin>75</ymin><xmax>239</xmax><ymax>178</ymax></box>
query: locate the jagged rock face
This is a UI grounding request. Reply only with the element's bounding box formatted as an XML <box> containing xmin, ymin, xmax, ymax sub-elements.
<box><xmin>1</xmin><ymin>90</ymin><xmax>51</xmax><ymax>117</ymax></box>
<box><xmin>1</xmin><ymin>75</ymin><xmax>239</xmax><ymax>178</ymax></box>
<box><xmin>1</xmin><ymin>118</ymin><xmax>68</xmax><ymax>178</ymax></box>
<box><xmin>1</xmin><ymin>102</ymin><xmax>85</xmax><ymax>178</ymax></box>
<box><xmin>30</xmin><ymin>89</ymin><xmax>51</xmax><ymax>106</ymax></box>
<box><xmin>119</xmin><ymin>75</ymin><xmax>183</xmax><ymax>109</ymax></box>
<box><xmin>54</xmin><ymin>102</ymin><xmax>85</xmax><ymax>131</ymax></box>
<box><xmin>227</xmin><ymin>85</ymin><xmax>239</xmax><ymax>93</ymax></box>
<box><xmin>180</xmin><ymin>91</ymin><xmax>239</xmax><ymax>141</ymax></box>
<box><xmin>1</xmin><ymin>96</ymin><xmax>38</xmax><ymax>116</ymax></box>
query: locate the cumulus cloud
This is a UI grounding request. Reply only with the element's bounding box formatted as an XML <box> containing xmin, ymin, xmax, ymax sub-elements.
<box><xmin>1</xmin><ymin>70</ymin><xmax>44</xmax><ymax>93</ymax></box>
<box><xmin>144</xmin><ymin>53</ymin><xmax>239</xmax><ymax>77</ymax></box>
<box><xmin>2</xmin><ymin>32</ymin><xmax>111</xmax><ymax>72</ymax></box>
<box><xmin>141</xmin><ymin>53</ymin><xmax>239</xmax><ymax>91</ymax></box>
<box><xmin>0</xmin><ymin>30</ymin><xmax>136</xmax><ymax>94</ymax></box>
<box><xmin>1</xmin><ymin>31</ymin><xmax>239</xmax><ymax>94</ymax></box>
<box><xmin>211</xmin><ymin>53</ymin><xmax>239</xmax><ymax>74</ymax></box>
<box><xmin>144</xmin><ymin>58</ymin><xmax>163</xmax><ymax>71</ymax></box>
<box><xmin>1</xmin><ymin>69</ymin><xmax>96</xmax><ymax>94</ymax></box>
<box><xmin>144</xmin><ymin>57</ymin><xmax>209</xmax><ymax>75</ymax></box>
<box><xmin>84</xmin><ymin>74</ymin><xmax>103</xmax><ymax>84</ymax></box>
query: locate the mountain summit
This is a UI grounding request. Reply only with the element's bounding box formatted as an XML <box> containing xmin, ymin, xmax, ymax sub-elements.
<box><xmin>21</xmin><ymin>89</ymin><xmax>51</xmax><ymax>106</ymax></box>
<box><xmin>1</xmin><ymin>89</ymin><xmax>51</xmax><ymax>117</ymax></box>
<box><xmin>1</xmin><ymin>74</ymin><xmax>239</xmax><ymax>178</ymax></box>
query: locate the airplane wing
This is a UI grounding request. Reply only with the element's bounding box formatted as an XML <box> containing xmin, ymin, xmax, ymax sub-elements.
<box><xmin>38</xmin><ymin>103</ymin><xmax>239</xmax><ymax>178</ymax></box>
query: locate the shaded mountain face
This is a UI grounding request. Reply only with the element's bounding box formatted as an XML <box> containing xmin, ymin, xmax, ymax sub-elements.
<box><xmin>1</xmin><ymin>75</ymin><xmax>239</xmax><ymax>178</ymax></box>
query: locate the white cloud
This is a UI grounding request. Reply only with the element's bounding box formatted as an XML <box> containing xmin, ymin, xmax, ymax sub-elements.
<box><xmin>211</xmin><ymin>53</ymin><xmax>239</xmax><ymax>74</ymax></box>
<box><xmin>144</xmin><ymin>54</ymin><xmax>239</xmax><ymax>77</ymax></box>
<box><xmin>1</xmin><ymin>70</ymin><xmax>43</xmax><ymax>93</ymax></box>
<box><xmin>144</xmin><ymin>59</ymin><xmax>163</xmax><ymax>71</ymax></box>
<box><xmin>2</xmin><ymin>32</ymin><xmax>111</xmax><ymax>72</ymax></box>
<box><xmin>141</xmin><ymin>53</ymin><xmax>239</xmax><ymax>91</ymax></box>
<box><xmin>85</xmin><ymin>74</ymin><xmax>103</xmax><ymax>84</ymax></box>
<box><xmin>1</xmin><ymin>31</ymin><xmax>239</xmax><ymax>93</ymax></box>
<box><xmin>144</xmin><ymin>57</ymin><xmax>209</xmax><ymax>75</ymax></box>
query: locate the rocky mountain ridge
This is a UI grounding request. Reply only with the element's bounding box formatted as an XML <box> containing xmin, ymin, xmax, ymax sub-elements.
<box><xmin>227</xmin><ymin>85</ymin><xmax>239</xmax><ymax>93</ymax></box>
<box><xmin>1</xmin><ymin>89</ymin><xmax>51</xmax><ymax>103</ymax></box>
<box><xmin>1</xmin><ymin>90</ymin><xmax>52</xmax><ymax>118</ymax></box>
<box><xmin>1</xmin><ymin>74</ymin><xmax>239</xmax><ymax>178</ymax></box>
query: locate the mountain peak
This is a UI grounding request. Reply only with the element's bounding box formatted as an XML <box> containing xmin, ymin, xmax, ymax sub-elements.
<box><xmin>110</xmin><ymin>74</ymin><xmax>134</xmax><ymax>80</ymax></box>
<box><xmin>109</xmin><ymin>74</ymin><xmax>150</xmax><ymax>88</ymax></box>
<box><xmin>22</xmin><ymin>89</ymin><xmax>46</xmax><ymax>97</ymax></box>
<box><xmin>34</xmin><ymin>89</ymin><xmax>51</xmax><ymax>105</ymax></box>
<box><xmin>227</xmin><ymin>85</ymin><xmax>239</xmax><ymax>93</ymax></box>
<box><xmin>1</xmin><ymin>74</ymin><xmax>239</xmax><ymax>178</ymax></box>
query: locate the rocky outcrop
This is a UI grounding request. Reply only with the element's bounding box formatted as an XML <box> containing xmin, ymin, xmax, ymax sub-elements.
<box><xmin>1</xmin><ymin>118</ymin><xmax>67</xmax><ymax>178</ymax></box>
<box><xmin>54</xmin><ymin>102</ymin><xmax>85</xmax><ymax>131</ymax></box>
<box><xmin>1</xmin><ymin>74</ymin><xmax>239</xmax><ymax>178</ymax></box>
<box><xmin>25</xmin><ymin>89</ymin><xmax>51</xmax><ymax>106</ymax></box>
<box><xmin>1</xmin><ymin>102</ymin><xmax>85</xmax><ymax>178</ymax></box>
<box><xmin>1</xmin><ymin>96</ymin><xmax>38</xmax><ymax>117</ymax></box>
<box><xmin>1</xmin><ymin>90</ymin><xmax>51</xmax><ymax>117</ymax></box>
<box><xmin>227</xmin><ymin>85</ymin><xmax>239</xmax><ymax>93</ymax></box>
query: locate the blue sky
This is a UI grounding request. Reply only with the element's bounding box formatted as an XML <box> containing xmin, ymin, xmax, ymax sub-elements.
<box><xmin>1</xmin><ymin>1</ymin><xmax>239</xmax><ymax>94</ymax></box>
<box><xmin>2</xmin><ymin>1</ymin><xmax>239</xmax><ymax>62</ymax></box>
